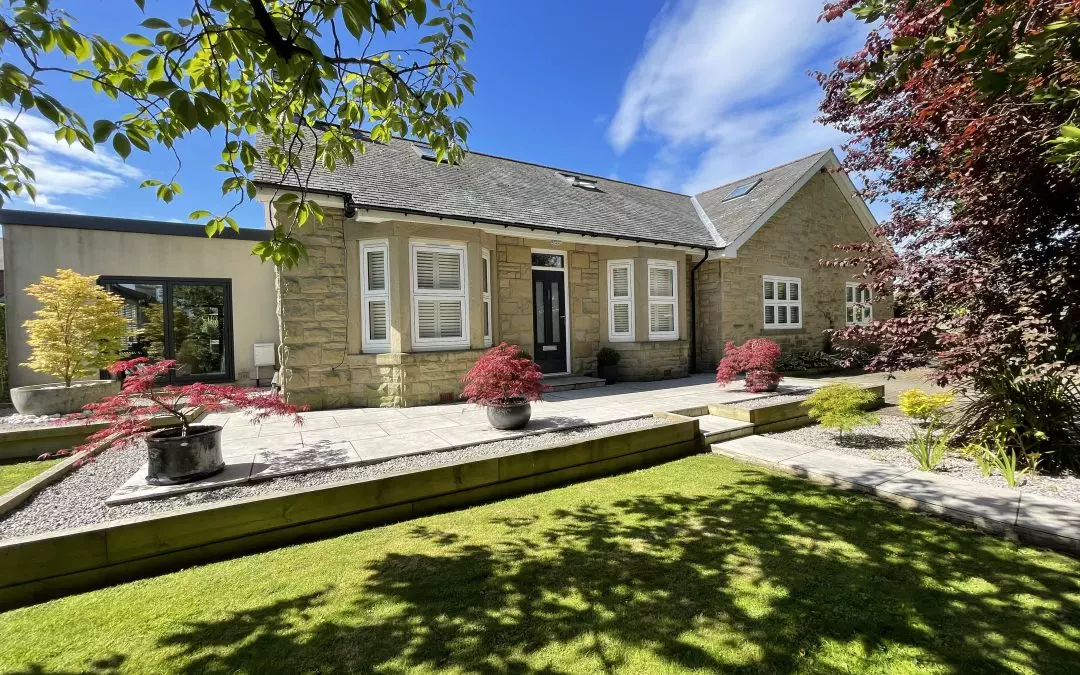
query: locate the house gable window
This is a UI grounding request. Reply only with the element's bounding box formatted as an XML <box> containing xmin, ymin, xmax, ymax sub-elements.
<box><xmin>361</xmin><ymin>241</ymin><xmax>391</xmax><ymax>353</ymax></box>
<box><xmin>607</xmin><ymin>259</ymin><xmax>634</xmax><ymax>342</ymax></box>
<box><xmin>763</xmin><ymin>275</ymin><xmax>802</xmax><ymax>329</ymax></box>
<box><xmin>481</xmin><ymin>248</ymin><xmax>492</xmax><ymax>346</ymax></box>
<box><xmin>411</xmin><ymin>242</ymin><xmax>469</xmax><ymax>349</ymax></box>
<box><xmin>846</xmin><ymin>282</ymin><xmax>872</xmax><ymax>325</ymax></box>
<box><xmin>647</xmin><ymin>260</ymin><xmax>678</xmax><ymax>341</ymax></box>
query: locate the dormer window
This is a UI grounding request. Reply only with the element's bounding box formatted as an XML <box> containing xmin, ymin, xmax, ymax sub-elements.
<box><xmin>723</xmin><ymin>178</ymin><xmax>761</xmax><ymax>201</ymax></box>
<box><xmin>559</xmin><ymin>173</ymin><xmax>601</xmax><ymax>191</ymax></box>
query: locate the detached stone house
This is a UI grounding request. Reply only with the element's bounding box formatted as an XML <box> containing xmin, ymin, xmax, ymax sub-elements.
<box><xmin>254</xmin><ymin>138</ymin><xmax>886</xmax><ymax>409</ymax></box>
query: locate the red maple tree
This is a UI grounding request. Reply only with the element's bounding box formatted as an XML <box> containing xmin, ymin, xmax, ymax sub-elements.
<box><xmin>716</xmin><ymin>339</ymin><xmax>783</xmax><ymax>393</ymax></box>
<box><xmin>461</xmin><ymin>343</ymin><xmax>549</xmax><ymax>407</ymax></box>
<box><xmin>56</xmin><ymin>357</ymin><xmax>305</xmax><ymax>459</ymax></box>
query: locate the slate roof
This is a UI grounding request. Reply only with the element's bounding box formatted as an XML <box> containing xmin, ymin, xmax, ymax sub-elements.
<box><xmin>254</xmin><ymin>131</ymin><xmax>835</xmax><ymax>250</ymax></box>
<box><xmin>692</xmin><ymin>150</ymin><xmax>831</xmax><ymax>247</ymax></box>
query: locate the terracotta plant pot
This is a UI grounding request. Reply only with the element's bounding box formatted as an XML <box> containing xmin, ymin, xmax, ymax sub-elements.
<box><xmin>146</xmin><ymin>425</ymin><xmax>225</xmax><ymax>485</ymax></box>
<box><xmin>486</xmin><ymin>399</ymin><xmax>532</xmax><ymax>430</ymax></box>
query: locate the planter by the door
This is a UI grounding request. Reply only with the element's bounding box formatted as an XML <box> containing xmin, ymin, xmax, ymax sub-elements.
<box><xmin>146</xmin><ymin>425</ymin><xmax>225</xmax><ymax>485</ymax></box>
<box><xmin>486</xmin><ymin>400</ymin><xmax>533</xmax><ymax>430</ymax></box>
<box><xmin>10</xmin><ymin>380</ymin><xmax>120</xmax><ymax>415</ymax></box>
<box><xmin>598</xmin><ymin>363</ymin><xmax>618</xmax><ymax>385</ymax></box>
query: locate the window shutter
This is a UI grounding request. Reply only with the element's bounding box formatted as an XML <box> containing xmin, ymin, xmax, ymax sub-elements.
<box><xmin>361</xmin><ymin>242</ymin><xmax>391</xmax><ymax>352</ymax></box>
<box><xmin>415</xmin><ymin>250</ymin><xmax>435</xmax><ymax>290</ymax></box>
<box><xmin>612</xmin><ymin>303</ymin><xmax>631</xmax><ymax>334</ymax></box>
<box><xmin>368</xmin><ymin>300</ymin><xmax>388</xmax><ymax>340</ymax></box>
<box><xmin>366</xmin><ymin>249</ymin><xmax>386</xmax><ymax>291</ymax></box>
<box><xmin>649</xmin><ymin>267</ymin><xmax>673</xmax><ymax>297</ymax></box>
<box><xmin>649</xmin><ymin>304</ymin><xmax>674</xmax><ymax>333</ymax></box>
<box><xmin>436</xmin><ymin>252</ymin><xmax>460</xmax><ymax>290</ymax></box>
<box><xmin>611</xmin><ymin>266</ymin><xmax>630</xmax><ymax>297</ymax></box>
<box><xmin>608</xmin><ymin>260</ymin><xmax>635</xmax><ymax>341</ymax></box>
<box><xmin>417</xmin><ymin>300</ymin><xmax>437</xmax><ymax>339</ymax></box>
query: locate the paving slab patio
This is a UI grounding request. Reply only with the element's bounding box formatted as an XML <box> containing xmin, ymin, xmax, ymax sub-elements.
<box><xmin>712</xmin><ymin>436</ymin><xmax>1079</xmax><ymax>554</ymax></box>
<box><xmin>108</xmin><ymin>374</ymin><xmax>818</xmax><ymax>505</ymax></box>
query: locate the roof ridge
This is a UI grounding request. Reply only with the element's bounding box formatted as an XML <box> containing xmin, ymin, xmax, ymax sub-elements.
<box><xmin>693</xmin><ymin>148</ymin><xmax>833</xmax><ymax>197</ymax></box>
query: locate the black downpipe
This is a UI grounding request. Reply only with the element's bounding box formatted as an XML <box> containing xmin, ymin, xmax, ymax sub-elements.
<box><xmin>689</xmin><ymin>247</ymin><xmax>710</xmax><ymax>374</ymax></box>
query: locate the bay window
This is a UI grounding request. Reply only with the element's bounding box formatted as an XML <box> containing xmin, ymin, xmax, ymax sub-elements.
<box><xmin>411</xmin><ymin>242</ymin><xmax>469</xmax><ymax>349</ymax></box>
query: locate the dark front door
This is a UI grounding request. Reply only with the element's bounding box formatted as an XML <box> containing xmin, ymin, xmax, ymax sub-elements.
<box><xmin>532</xmin><ymin>269</ymin><xmax>567</xmax><ymax>374</ymax></box>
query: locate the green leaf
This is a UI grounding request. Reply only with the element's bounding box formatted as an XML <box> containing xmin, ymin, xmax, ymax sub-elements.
<box><xmin>140</xmin><ymin>18</ymin><xmax>171</xmax><ymax>30</ymax></box>
<box><xmin>1060</xmin><ymin>125</ymin><xmax>1080</xmax><ymax>139</ymax></box>
<box><xmin>188</xmin><ymin>209</ymin><xmax>212</xmax><ymax>220</ymax></box>
<box><xmin>122</xmin><ymin>34</ymin><xmax>154</xmax><ymax>47</ymax></box>
<box><xmin>92</xmin><ymin>120</ymin><xmax>116</xmax><ymax>143</ymax></box>
<box><xmin>112</xmin><ymin>133</ymin><xmax>131</xmax><ymax>159</ymax></box>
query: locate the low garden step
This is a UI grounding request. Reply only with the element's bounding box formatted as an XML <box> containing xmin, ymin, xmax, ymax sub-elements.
<box><xmin>542</xmin><ymin>375</ymin><xmax>606</xmax><ymax>392</ymax></box>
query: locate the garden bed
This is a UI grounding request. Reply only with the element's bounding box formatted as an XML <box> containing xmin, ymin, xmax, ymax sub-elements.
<box><xmin>0</xmin><ymin>418</ymin><xmax>666</xmax><ymax>541</ymax></box>
<box><xmin>767</xmin><ymin>415</ymin><xmax>1080</xmax><ymax>503</ymax></box>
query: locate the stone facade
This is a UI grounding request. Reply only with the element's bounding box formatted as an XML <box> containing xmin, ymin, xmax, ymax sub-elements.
<box><xmin>274</xmin><ymin>170</ymin><xmax>881</xmax><ymax>407</ymax></box>
<box><xmin>608</xmin><ymin>340</ymin><xmax>690</xmax><ymax>381</ymax></box>
<box><xmin>693</xmin><ymin>170</ymin><xmax>890</xmax><ymax>371</ymax></box>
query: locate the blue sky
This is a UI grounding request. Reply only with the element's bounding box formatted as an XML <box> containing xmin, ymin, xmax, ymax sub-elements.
<box><xmin>6</xmin><ymin>0</ymin><xmax>873</xmax><ymax>226</ymax></box>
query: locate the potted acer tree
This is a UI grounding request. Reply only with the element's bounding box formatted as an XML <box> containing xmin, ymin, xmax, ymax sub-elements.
<box><xmin>716</xmin><ymin>338</ymin><xmax>783</xmax><ymax>393</ymax></box>
<box><xmin>461</xmin><ymin>343</ymin><xmax>549</xmax><ymax>430</ymax></box>
<box><xmin>71</xmin><ymin>358</ymin><xmax>304</xmax><ymax>485</ymax></box>
<box><xmin>12</xmin><ymin>269</ymin><xmax>127</xmax><ymax>415</ymax></box>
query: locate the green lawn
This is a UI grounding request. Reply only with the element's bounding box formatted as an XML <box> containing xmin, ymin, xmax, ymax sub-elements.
<box><xmin>0</xmin><ymin>457</ymin><xmax>61</xmax><ymax>495</ymax></box>
<box><xmin>2</xmin><ymin>454</ymin><xmax>1079</xmax><ymax>674</ymax></box>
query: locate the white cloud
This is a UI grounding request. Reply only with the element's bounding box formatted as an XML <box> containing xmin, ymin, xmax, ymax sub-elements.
<box><xmin>0</xmin><ymin>107</ymin><xmax>143</xmax><ymax>212</ymax></box>
<box><xmin>609</xmin><ymin>0</ymin><xmax>866</xmax><ymax>193</ymax></box>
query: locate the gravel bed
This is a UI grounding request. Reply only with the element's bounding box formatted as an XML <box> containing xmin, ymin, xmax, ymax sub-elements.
<box><xmin>0</xmin><ymin>417</ymin><xmax>664</xmax><ymax>540</ymax></box>
<box><xmin>767</xmin><ymin>415</ymin><xmax>1080</xmax><ymax>503</ymax></box>
<box><xmin>0</xmin><ymin>408</ymin><xmax>90</xmax><ymax>431</ymax></box>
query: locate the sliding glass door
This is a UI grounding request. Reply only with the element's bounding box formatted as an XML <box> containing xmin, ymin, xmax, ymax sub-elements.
<box><xmin>100</xmin><ymin>277</ymin><xmax>233</xmax><ymax>382</ymax></box>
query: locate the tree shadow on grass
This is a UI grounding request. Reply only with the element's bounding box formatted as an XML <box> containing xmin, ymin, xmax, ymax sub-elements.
<box><xmin>146</xmin><ymin>468</ymin><xmax>1080</xmax><ymax>674</ymax></box>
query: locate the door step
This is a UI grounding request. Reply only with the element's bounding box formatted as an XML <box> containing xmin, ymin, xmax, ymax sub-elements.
<box><xmin>542</xmin><ymin>375</ymin><xmax>606</xmax><ymax>392</ymax></box>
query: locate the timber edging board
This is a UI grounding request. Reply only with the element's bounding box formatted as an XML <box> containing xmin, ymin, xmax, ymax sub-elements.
<box><xmin>0</xmin><ymin>416</ymin><xmax>700</xmax><ymax>610</ymax></box>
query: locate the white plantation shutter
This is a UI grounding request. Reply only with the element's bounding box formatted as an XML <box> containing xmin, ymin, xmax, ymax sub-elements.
<box><xmin>647</xmin><ymin>260</ymin><xmax>678</xmax><ymax>340</ymax></box>
<box><xmin>481</xmin><ymin>249</ymin><xmax>492</xmax><ymax>346</ymax></box>
<box><xmin>411</xmin><ymin>243</ymin><xmax>469</xmax><ymax>348</ymax></box>
<box><xmin>361</xmin><ymin>242</ymin><xmax>391</xmax><ymax>352</ymax></box>
<box><xmin>763</xmin><ymin>276</ymin><xmax>802</xmax><ymax>328</ymax></box>
<box><xmin>608</xmin><ymin>260</ymin><xmax>634</xmax><ymax>341</ymax></box>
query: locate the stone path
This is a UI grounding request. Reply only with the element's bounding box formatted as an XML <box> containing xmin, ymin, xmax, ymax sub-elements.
<box><xmin>712</xmin><ymin>435</ymin><xmax>1080</xmax><ymax>554</ymax></box>
<box><xmin>107</xmin><ymin>376</ymin><xmax>821</xmax><ymax>505</ymax></box>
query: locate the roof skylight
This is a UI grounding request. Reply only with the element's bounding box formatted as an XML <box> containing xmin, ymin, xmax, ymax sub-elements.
<box><xmin>559</xmin><ymin>173</ymin><xmax>601</xmax><ymax>191</ymax></box>
<box><xmin>413</xmin><ymin>144</ymin><xmax>457</xmax><ymax>165</ymax></box>
<box><xmin>723</xmin><ymin>178</ymin><xmax>761</xmax><ymax>201</ymax></box>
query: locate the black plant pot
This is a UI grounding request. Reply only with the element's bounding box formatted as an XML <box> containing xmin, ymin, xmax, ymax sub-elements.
<box><xmin>598</xmin><ymin>363</ymin><xmax>618</xmax><ymax>385</ymax></box>
<box><xmin>486</xmin><ymin>400</ymin><xmax>532</xmax><ymax>430</ymax></box>
<box><xmin>146</xmin><ymin>425</ymin><xmax>225</xmax><ymax>485</ymax></box>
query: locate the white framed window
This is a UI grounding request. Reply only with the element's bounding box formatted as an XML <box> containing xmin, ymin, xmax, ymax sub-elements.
<box><xmin>481</xmin><ymin>248</ymin><xmax>492</xmax><ymax>346</ymax></box>
<box><xmin>410</xmin><ymin>242</ymin><xmax>469</xmax><ymax>349</ymax></box>
<box><xmin>846</xmin><ymin>282</ymin><xmax>872</xmax><ymax>325</ymax></box>
<box><xmin>607</xmin><ymin>259</ymin><xmax>634</xmax><ymax>341</ymax></box>
<box><xmin>647</xmin><ymin>260</ymin><xmax>678</xmax><ymax>340</ymax></box>
<box><xmin>763</xmin><ymin>275</ymin><xmax>802</xmax><ymax>329</ymax></box>
<box><xmin>360</xmin><ymin>241</ymin><xmax>390</xmax><ymax>353</ymax></box>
